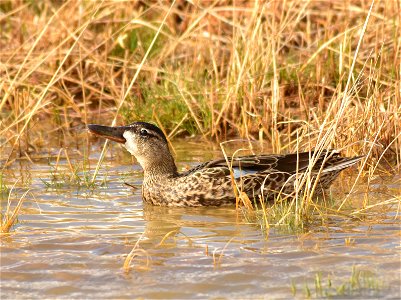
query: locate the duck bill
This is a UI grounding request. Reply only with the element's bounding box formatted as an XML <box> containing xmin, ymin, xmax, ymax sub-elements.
<box><xmin>87</xmin><ymin>124</ymin><xmax>127</xmax><ymax>143</ymax></box>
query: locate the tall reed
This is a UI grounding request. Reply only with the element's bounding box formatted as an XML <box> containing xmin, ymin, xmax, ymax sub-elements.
<box><xmin>1</xmin><ymin>0</ymin><xmax>400</xmax><ymax>231</ymax></box>
<box><xmin>1</xmin><ymin>1</ymin><xmax>399</xmax><ymax>171</ymax></box>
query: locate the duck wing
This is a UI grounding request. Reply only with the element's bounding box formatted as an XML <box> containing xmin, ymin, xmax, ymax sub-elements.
<box><xmin>183</xmin><ymin>151</ymin><xmax>335</xmax><ymax>174</ymax></box>
<box><xmin>181</xmin><ymin>150</ymin><xmax>361</xmax><ymax>178</ymax></box>
<box><xmin>179</xmin><ymin>150</ymin><xmax>362</xmax><ymax>200</ymax></box>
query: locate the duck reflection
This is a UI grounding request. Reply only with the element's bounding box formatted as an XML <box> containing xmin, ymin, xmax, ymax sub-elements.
<box><xmin>141</xmin><ymin>203</ymin><xmax>242</xmax><ymax>241</ymax></box>
<box><xmin>125</xmin><ymin>204</ymin><xmax>253</xmax><ymax>269</ymax></box>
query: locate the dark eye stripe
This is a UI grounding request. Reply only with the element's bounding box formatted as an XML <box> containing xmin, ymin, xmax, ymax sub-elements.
<box><xmin>147</xmin><ymin>132</ymin><xmax>160</xmax><ymax>140</ymax></box>
<box><xmin>138</xmin><ymin>129</ymin><xmax>159</xmax><ymax>140</ymax></box>
<box><xmin>131</xmin><ymin>122</ymin><xmax>168</xmax><ymax>143</ymax></box>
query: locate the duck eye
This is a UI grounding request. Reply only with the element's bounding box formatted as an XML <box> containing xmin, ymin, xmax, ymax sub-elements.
<box><xmin>140</xmin><ymin>128</ymin><xmax>149</xmax><ymax>137</ymax></box>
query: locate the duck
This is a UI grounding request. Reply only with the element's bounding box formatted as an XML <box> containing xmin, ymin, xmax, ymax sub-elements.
<box><xmin>87</xmin><ymin>122</ymin><xmax>362</xmax><ymax>207</ymax></box>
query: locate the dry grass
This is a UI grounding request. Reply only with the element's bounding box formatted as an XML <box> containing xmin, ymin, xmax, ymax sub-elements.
<box><xmin>1</xmin><ymin>1</ymin><xmax>400</xmax><ymax>227</ymax></box>
<box><xmin>123</xmin><ymin>232</ymin><xmax>151</xmax><ymax>273</ymax></box>
<box><xmin>0</xmin><ymin>179</ymin><xmax>28</xmax><ymax>234</ymax></box>
<box><xmin>1</xmin><ymin>1</ymin><xmax>400</xmax><ymax>159</ymax></box>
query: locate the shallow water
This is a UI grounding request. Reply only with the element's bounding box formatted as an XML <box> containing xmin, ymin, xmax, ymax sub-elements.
<box><xmin>1</xmin><ymin>141</ymin><xmax>400</xmax><ymax>299</ymax></box>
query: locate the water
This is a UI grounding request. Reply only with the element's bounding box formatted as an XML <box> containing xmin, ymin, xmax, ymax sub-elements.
<box><xmin>1</xmin><ymin>142</ymin><xmax>400</xmax><ymax>299</ymax></box>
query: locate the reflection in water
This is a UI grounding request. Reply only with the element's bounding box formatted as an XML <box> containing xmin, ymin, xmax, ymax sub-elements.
<box><xmin>0</xmin><ymin>144</ymin><xmax>400</xmax><ymax>299</ymax></box>
<box><xmin>134</xmin><ymin>204</ymin><xmax>246</xmax><ymax>269</ymax></box>
<box><xmin>142</xmin><ymin>204</ymin><xmax>241</xmax><ymax>240</ymax></box>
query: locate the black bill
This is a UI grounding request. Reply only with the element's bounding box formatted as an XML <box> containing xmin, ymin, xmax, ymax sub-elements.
<box><xmin>87</xmin><ymin>124</ymin><xmax>127</xmax><ymax>143</ymax></box>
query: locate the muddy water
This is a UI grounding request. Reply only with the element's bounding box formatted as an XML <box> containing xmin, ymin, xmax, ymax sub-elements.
<box><xmin>1</xmin><ymin>141</ymin><xmax>400</xmax><ymax>299</ymax></box>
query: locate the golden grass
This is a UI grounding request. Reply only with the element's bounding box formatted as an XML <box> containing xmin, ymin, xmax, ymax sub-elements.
<box><xmin>123</xmin><ymin>232</ymin><xmax>151</xmax><ymax>273</ymax></box>
<box><xmin>0</xmin><ymin>1</ymin><xmax>400</xmax><ymax>229</ymax></box>
<box><xmin>0</xmin><ymin>180</ymin><xmax>28</xmax><ymax>234</ymax></box>
<box><xmin>212</xmin><ymin>236</ymin><xmax>236</xmax><ymax>268</ymax></box>
<box><xmin>1</xmin><ymin>1</ymin><xmax>399</xmax><ymax>160</ymax></box>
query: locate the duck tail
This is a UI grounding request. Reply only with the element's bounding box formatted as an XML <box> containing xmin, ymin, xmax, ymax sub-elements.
<box><xmin>322</xmin><ymin>156</ymin><xmax>364</xmax><ymax>173</ymax></box>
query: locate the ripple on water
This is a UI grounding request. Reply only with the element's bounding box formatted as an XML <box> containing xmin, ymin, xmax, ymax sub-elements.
<box><xmin>1</xmin><ymin>149</ymin><xmax>400</xmax><ymax>299</ymax></box>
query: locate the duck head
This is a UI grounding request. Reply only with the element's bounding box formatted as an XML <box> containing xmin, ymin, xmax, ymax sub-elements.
<box><xmin>88</xmin><ymin>122</ymin><xmax>177</xmax><ymax>176</ymax></box>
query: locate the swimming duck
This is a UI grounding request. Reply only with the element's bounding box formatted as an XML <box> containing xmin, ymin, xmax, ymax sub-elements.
<box><xmin>88</xmin><ymin>122</ymin><xmax>362</xmax><ymax>207</ymax></box>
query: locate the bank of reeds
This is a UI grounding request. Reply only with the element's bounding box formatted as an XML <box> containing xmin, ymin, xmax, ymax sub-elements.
<box><xmin>1</xmin><ymin>1</ymin><xmax>400</xmax><ymax>228</ymax></box>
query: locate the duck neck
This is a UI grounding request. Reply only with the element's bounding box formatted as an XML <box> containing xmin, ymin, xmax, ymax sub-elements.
<box><xmin>141</xmin><ymin>154</ymin><xmax>178</xmax><ymax>180</ymax></box>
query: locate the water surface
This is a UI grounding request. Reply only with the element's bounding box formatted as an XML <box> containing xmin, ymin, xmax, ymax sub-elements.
<box><xmin>1</xmin><ymin>141</ymin><xmax>400</xmax><ymax>299</ymax></box>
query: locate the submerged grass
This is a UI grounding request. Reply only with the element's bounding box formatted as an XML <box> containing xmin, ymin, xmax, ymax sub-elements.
<box><xmin>291</xmin><ymin>266</ymin><xmax>384</xmax><ymax>298</ymax></box>
<box><xmin>40</xmin><ymin>148</ymin><xmax>106</xmax><ymax>190</ymax></box>
<box><xmin>1</xmin><ymin>1</ymin><xmax>400</xmax><ymax>230</ymax></box>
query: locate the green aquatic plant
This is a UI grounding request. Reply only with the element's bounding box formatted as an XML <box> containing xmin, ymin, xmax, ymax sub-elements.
<box><xmin>41</xmin><ymin>164</ymin><xmax>109</xmax><ymax>190</ymax></box>
<box><xmin>0</xmin><ymin>173</ymin><xmax>10</xmax><ymax>200</ymax></box>
<box><xmin>241</xmin><ymin>193</ymin><xmax>335</xmax><ymax>235</ymax></box>
<box><xmin>291</xmin><ymin>267</ymin><xmax>384</xmax><ymax>298</ymax></box>
<box><xmin>40</xmin><ymin>149</ymin><xmax>109</xmax><ymax>190</ymax></box>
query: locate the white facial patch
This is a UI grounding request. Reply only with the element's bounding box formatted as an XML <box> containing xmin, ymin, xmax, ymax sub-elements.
<box><xmin>123</xmin><ymin>131</ymin><xmax>137</xmax><ymax>155</ymax></box>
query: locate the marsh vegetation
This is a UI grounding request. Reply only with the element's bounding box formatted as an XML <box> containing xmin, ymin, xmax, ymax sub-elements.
<box><xmin>1</xmin><ymin>1</ymin><xmax>400</xmax><ymax>298</ymax></box>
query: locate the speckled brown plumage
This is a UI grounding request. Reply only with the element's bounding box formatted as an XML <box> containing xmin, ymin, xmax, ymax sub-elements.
<box><xmin>88</xmin><ymin>122</ymin><xmax>363</xmax><ymax>207</ymax></box>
